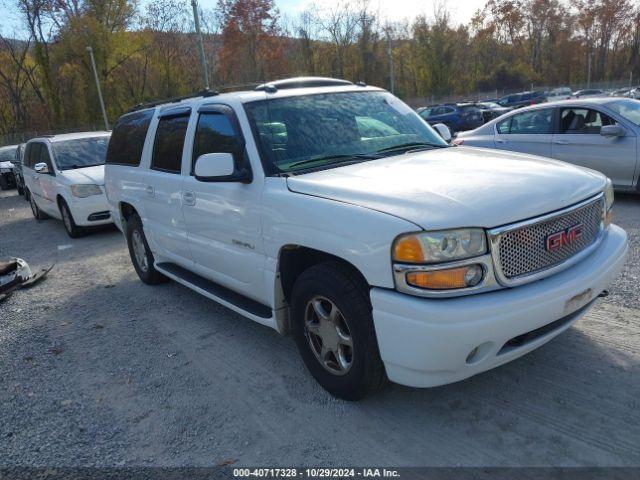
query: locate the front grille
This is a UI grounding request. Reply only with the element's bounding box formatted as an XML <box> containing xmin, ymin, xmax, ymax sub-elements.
<box><xmin>495</xmin><ymin>197</ymin><xmax>603</xmax><ymax>280</ymax></box>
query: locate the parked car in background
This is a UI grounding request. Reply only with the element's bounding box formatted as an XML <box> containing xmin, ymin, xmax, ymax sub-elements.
<box><xmin>418</xmin><ymin>103</ymin><xmax>484</xmax><ymax>133</ymax></box>
<box><xmin>23</xmin><ymin>132</ymin><xmax>113</xmax><ymax>237</ymax></box>
<box><xmin>456</xmin><ymin>98</ymin><xmax>640</xmax><ymax>191</ymax></box>
<box><xmin>496</xmin><ymin>91</ymin><xmax>547</xmax><ymax>109</ymax></box>
<box><xmin>573</xmin><ymin>89</ymin><xmax>605</xmax><ymax>99</ymax></box>
<box><xmin>0</xmin><ymin>145</ymin><xmax>18</xmax><ymax>190</ymax></box>
<box><xmin>105</xmin><ymin>77</ymin><xmax>626</xmax><ymax>400</ymax></box>
<box><xmin>610</xmin><ymin>87</ymin><xmax>633</xmax><ymax>97</ymax></box>
<box><xmin>472</xmin><ymin>102</ymin><xmax>512</xmax><ymax>122</ymax></box>
<box><xmin>546</xmin><ymin>87</ymin><xmax>573</xmax><ymax>102</ymax></box>
<box><xmin>13</xmin><ymin>143</ymin><xmax>26</xmax><ymax>196</ymax></box>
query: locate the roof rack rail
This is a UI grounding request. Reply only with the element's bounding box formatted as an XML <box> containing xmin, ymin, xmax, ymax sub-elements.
<box><xmin>127</xmin><ymin>89</ymin><xmax>219</xmax><ymax>113</ymax></box>
<box><xmin>255</xmin><ymin>77</ymin><xmax>353</xmax><ymax>93</ymax></box>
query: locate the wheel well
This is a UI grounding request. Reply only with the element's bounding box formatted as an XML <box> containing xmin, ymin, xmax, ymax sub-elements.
<box><xmin>120</xmin><ymin>202</ymin><xmax>137</xmax><ymax>222</ymax></box>
<box><xmin>56</xmin><ymin>195</ymin><xmax>65</xmax><ymax>208</ymax></box>
<box><xmin>278</xmin><ymin>246</ymin><xmax>369</xmax><ymax>304</ymax></box>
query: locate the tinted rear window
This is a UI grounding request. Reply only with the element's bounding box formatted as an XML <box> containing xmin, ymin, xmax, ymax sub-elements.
<box><xmin>106</xmin><ymin>109</ymin><xmax>154</xmax><ymax>166</ymax></box>
<box><xmin>151</xmin><ymin>114</ymin><xmax>190</xmax><ymax>173</ymax></box>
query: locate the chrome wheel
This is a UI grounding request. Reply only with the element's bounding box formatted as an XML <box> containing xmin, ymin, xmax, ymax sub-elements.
<box><xmin>304</xmin><ymin>296</ymin><xmax>353</xmax><ymax>375</ymax></box>
<box><xmin>62</xmin><ymin>205</ymin><xmax>72</xmax><ymax>232</ymax></box>
<box><xmin>131</xmin><ymin>228</ymin><xmax>148</xmax><ymax>273</ymax></box>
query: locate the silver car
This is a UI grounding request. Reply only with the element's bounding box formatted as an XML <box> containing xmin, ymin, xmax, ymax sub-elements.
<box><xmin>456</xmin><ymin>98</ymin><xmax>640</xmax><ymax>191</ymax></box>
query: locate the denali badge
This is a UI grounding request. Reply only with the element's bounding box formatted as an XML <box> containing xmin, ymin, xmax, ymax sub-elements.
<box><xmin>546</xmin><ymin>223</ymin><xmax>583</xmax><ymax>252</ymax></box>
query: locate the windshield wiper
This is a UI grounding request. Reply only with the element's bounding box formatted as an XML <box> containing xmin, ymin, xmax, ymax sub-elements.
<box><xmin>287</xmin><ymin>153</ymin><xmax>381</xmax><ymax>171</ymax></box>
<box><xmin>375</xmin><ymin>141</ymin><xmax>447</xmax><ymax>154</ymax></box>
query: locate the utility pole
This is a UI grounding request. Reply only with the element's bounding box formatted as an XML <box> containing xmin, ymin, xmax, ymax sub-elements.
<box><xmin>587</xmin><ymin>50</ymin><xmax>593</xmax><ymax>89</ymax></box>
<box><xmin>386</xmin><ymin>30</ymin><xmax>395</xmax><ymax>94</ymax></box>
<box><xmin>191</xmin><ymin>0</ymin><xmax>210</xmax><ymax>90</ymax></box>
<box><xmin>86</xmin><ymin>46</ymin><xmax>109</xmax><ymax>131</ymax></box>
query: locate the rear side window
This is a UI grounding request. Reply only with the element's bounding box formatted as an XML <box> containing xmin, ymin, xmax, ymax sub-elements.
<box><xmin>502</xmin><ymin>108</ymin><xmax>554</xmax><ymax>134</ymax></box>
<box><xmin>497</xmin><ymin>118</ymin><xmax>511</xmax><ymax>134</ymax></box>
<box><xmin>151</xmin><ymin>114</ymin><xmax>190</xmax><ymax>173</ymax></box>
<box><xmin>106</xmin><ymin>109</ymin><xmax>154</xmax><ymax>166</ymax></box>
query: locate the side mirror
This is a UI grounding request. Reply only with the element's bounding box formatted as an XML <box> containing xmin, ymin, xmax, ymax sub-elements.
<box><xmin>194</xmin><ymin>152</ymin><xmax>252</xmax><ymax>183</ymax></box>
<box><xmin>34</xmin><ymin>162</ymin><xmax>50</xmax><ymax>174</ymax></box>
<box><xmin>601</xmin><ymin>125</ymin><xmax>624</xmax><ymax>137</ymax></box>
<box><xmin>432</xmin><ymin>123</ymin><xmax>452</xmax><ymax>142</ymax></box>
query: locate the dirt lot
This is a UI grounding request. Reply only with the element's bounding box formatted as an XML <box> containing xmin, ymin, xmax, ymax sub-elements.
<box><xmin>1</xmin><ymin>188</ymin><xmax>639</xmax><ymax>467</ymax></box>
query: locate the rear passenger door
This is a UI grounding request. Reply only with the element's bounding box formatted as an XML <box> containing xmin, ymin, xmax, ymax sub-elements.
<box><xmin>142</xmin><ymin>107</ymin><xmax>193</xmax><ymax>265</ymax></box>
<box><xmin>552</xmin><ymin>107</ymin><xmax>636</xmax><ymax>187</ymax></box>
<box><xmin>494</xmin><ymin>108</ymin><xmax>555</xmax><ymax>157</ymax></box>
<box><xmin>181</xmin><ymin>104</ymin><xmax>267</xmax><ymax>303</ymax></box>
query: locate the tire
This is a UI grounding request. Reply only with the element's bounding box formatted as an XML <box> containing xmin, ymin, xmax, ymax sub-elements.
<box><xmin>0</xmin><ymin>174</ymin><xmax>8</xmax><ymax>190</ymax></box>
<box><xmin>291</xmin><ymin>261</ymin><xmax>387</xmax><ymax>400</ymax></box>
<box><xmin>29</xmin><ymin>192</ymin><xmax>48</xmax><ymax>220</ymax></box>
<box><xmin>59</xmin><ymin>199</ymin><xmax>84</xmax><ymax>238</ymax></box>
<box><xmin>126</xmin><ymin>213</ymin><xmax>167</xmax><ymax>285</ymax></box>
<box><xmin>16</xmin><ymin>182</ymin><xmax>24</xmax><ymax>196</ymax></box>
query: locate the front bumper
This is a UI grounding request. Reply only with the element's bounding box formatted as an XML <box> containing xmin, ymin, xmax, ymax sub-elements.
<box><xmin>371</xmin><ymin>225</ymin><xmax>628</xmax><ymax>388</ymax></box>
<box><xmin>68</xmin><ymin>192</ymin><xmax>113</xmax><ymax>227</ymax></box>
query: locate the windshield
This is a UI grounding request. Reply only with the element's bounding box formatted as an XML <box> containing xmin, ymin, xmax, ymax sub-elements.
<box><xmin>608</xmin><ymin>100</ymin><xmax>640</xmax><ymax>126</ymax></box>
<box><xmin>244</xmin><ymin>91</ymin><xmax>448</xmax><ymax>174</ymax></box>
<box><xmin>52</xmin><ymin>137</ymin><xmax>109</xmax><ymax>170</ymax></box>
<box><xmin>0</xmin><ymin>147</ymin><xmax>17</xmax><ymax>163</ymax></box>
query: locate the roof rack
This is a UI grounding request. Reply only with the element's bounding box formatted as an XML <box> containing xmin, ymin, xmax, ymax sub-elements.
<box><xmin>255</xmin><ymin>77</ymin><xmax>354</xmax><ymax>93</ymax></box>
<box><xmin>127</xmin><ymin>89</ymin><xmax>219</xmax><ymax>113</ymax></box>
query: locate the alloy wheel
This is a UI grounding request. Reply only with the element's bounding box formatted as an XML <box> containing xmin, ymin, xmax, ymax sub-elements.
<box><xmin>304</xmin><ymin>296</ymin><xmax>353</xmax><ymax>375</ymax></box>
<box><xmin>131</xmin><ymin>229</ymin><xmax>148</xmax><ymax>273</ymax></box>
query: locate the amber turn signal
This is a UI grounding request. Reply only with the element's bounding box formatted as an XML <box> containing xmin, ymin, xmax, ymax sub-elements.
<box><xmin>406</xmin><ymin>265</ymin><xmax>484</xmax><ymax>290</ymax></box>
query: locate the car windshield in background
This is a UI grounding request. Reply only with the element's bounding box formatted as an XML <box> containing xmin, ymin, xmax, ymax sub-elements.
<box><xmin>245</xmin><ymin>91</ymin><xmax>448</xmax><ymax>174</ymax></box>
<box><xmin>0</xmin><ymin>148</ymin><xmax>17</xmax><ymax>162</ymax></box>
<box><xmin>53</xmin><ymin>137</ymin><xmax>109</xmax><ymax>170</ymax></box>
<box><xmin>608</xmin><ymin>100</ymin><xmax>640</xmax><ymax>126</ymax></box>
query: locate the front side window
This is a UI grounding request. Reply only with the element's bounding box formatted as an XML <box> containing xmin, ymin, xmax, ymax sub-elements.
<box><xmin>193</xmin><ymin>112</ymin><xmax>241</xmax><ymax>166</ymax></box>
<box><xmin>507</xmin><ymin>108</ymin><xmax>554</xmax><ymax>134</ymax></box>
<box><xmin>559</xmin><ymin>108</ymin><xmax>616</xmax><ymax>134</ymax></box>
<box><xmin>25</xmin><ymin>143</ymin><xmax>42</xmax><ymax>168</ymax></box>
<box><xmin>151</xmin><ymin>114</ymin><xmax>190</xmax><ymax>173</ymax></box>
<box><xmin>244</xmin><ymin>91</ymin><xmax>448</xmax><ymax>174</ymax></box>
<box><xmin>52</xmin><ymin>137</ymin><xmax>109</xmax><ymax>170</ymax></box>
<box><xmin>607</xmin><ymin>100</ymin><xmax>640</xmax><ymax>126</ymax></box>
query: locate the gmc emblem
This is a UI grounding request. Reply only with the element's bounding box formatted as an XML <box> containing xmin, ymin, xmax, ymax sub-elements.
<box><xmin>546</xmin><ymin>223</ymin><xmax>583</xmax><ymax>252</ymax></box>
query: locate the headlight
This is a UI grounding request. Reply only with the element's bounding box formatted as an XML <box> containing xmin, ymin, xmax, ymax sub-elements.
<box><xmin>393</xmin><ymin>229</ymin><xmax>488</xmax><ymax>264</ymax></box>
<box><xmin>70</xmin><ymin>184</ymin><xmax>102</xmax><ymax>198</ymax></box>
<box><xmin>604</xmin><ymin>178</ymin><xmax>614</xmax><ymax>228</ymax></box>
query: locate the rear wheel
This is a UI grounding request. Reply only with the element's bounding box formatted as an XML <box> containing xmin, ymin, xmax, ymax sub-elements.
<box><xmin>59</xmin><ymin>199</ymin><xmax>84</xmax><ymax>238</ymax></box>
<box><xmin>0</xmin><ymin>174</ymin><xmax>9</xmax><ymax>190</ymax></box>
<box><xmin>29</xmin><ymin>192</ymin><xmax>48</xmax><ymax>220</ymax></box>
<box><xmin>291</xmin><ymin>261</ymin><xmax>387</xmax><ymax>400</ymax></box>
<box><xmin>126</xmin><ymin>213</ymin><xmax>167</xmax><ymax>285</ymax></box>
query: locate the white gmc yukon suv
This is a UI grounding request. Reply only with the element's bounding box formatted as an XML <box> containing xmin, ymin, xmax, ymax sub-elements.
<box><xmin>105</xmin><ymin>77</ymin><xmax>628</xmax><ymax>400</ymax></box>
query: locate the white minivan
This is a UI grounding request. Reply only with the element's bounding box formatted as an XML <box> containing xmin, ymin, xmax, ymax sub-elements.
<box><xmin>23</xmin><ymin>132</ymin><xmax>113</xmax><ymax>237</ymax></box>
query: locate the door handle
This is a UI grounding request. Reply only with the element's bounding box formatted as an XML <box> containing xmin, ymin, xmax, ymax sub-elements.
<box><xmin>495</xmin><ymin>139</ymin><xmax>508</xmax><ymax>144</ymax></box>
<box><xmin>145</xmin><ymin>185</ymin><xmax>155</xmax><ymax>197</ymax></box>
<box><xmin>554</xmin><ymin>140</ymin><xmax>570</xmax><ymax>145</ymax></box>
<box><xmin>182</xmin><ymin>190</ymin><xmax>196</xmax><ymax>206</ymax></box>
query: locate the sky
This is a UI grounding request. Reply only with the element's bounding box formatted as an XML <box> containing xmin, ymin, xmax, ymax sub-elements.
<box><xmin>0</xmin><ymin>0</ymin><xmax>488</xmax><ymax>36</ymax></box>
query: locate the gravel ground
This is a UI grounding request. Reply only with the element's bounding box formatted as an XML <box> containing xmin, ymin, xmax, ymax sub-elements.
<box><xmin>1</xmin><ymin>188</ymin><xmax>639</xmax><ymax>467</ymax></box>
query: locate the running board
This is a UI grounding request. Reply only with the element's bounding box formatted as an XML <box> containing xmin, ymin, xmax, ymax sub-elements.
<box><xmin>155</xmin><ymin>262</ymin><xmax>273</xmax><ymax>320</ymax></box>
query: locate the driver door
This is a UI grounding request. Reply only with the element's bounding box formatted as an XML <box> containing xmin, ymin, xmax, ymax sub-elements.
<box><xmin>181</xmin><ymin>105</ymin><xmax>267</xmax><ymax>304</ymax></box>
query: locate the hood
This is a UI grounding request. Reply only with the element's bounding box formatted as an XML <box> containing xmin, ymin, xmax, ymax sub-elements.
<box><xmin>60</xmin><ymin>164</ymin><xmax>105</xmax><ymax>185</ymax></box>
<box><xmin>0</xmin><ymin>161</ymin><xmax>14</xmax><ymax>169</ymax></box>
<box><xmin>286</xmin><ymin>147</ymin><xmax>606</xmax><ymax>230</ymax></box>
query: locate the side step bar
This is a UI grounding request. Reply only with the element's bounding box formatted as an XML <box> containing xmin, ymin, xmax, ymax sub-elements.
<box><xmin>156</xmin><ymin>262</ymin><xmax>272</xmax><ymax>319</ymax></box>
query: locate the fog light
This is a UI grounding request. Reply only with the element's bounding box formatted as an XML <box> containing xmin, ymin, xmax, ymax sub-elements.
<box><xmin>406</xmin><ymin>264</ymin><xmax>484</xmax><ymax>290</ymax></box>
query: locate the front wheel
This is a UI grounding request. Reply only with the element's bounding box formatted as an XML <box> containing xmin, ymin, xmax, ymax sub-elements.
<box><xmin>59</xmin><ymin>199</ymin><xmax>84</xmax><ymax>238</ymax></box>
<box><xmin>125</xmin><ymin>213</ymin><xmax>167</xmax><ymax>285</ymax></box>
<box><xmin>291</xmin><ymin>262</ymin><xmax>387</xmax><ymax>400</ymax></box>
<box><xmin>29</xmin><ymin>192</ymin><xmax>48</xmax><ymax>220</ymax></box>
